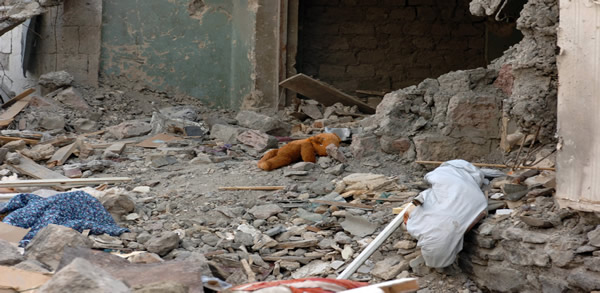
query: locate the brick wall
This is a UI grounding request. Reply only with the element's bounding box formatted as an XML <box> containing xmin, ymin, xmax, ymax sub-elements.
<box><xmin>298</xmin><ymin>0</ymin><xmax>487</xmax><ymax>93</ymax></box>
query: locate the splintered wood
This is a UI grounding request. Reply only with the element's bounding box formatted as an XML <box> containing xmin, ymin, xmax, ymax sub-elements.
<box><xmin>336</xmin><ymin>173</ymin><xmax>408</xmax><ymax>202</ymax></box>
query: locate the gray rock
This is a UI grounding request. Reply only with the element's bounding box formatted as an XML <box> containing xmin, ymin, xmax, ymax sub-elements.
<box><xmin>201</xmin><ymin>234</ymin><xmax>220</xmax><ymax>246</ymax></box>
<box><xmin>584</xmin><ymin>257</ymin><xmax>600</xmax><ymax>272</ymax></box>
<box><xmin>0</xmin><ymin>238</ymin><xmax>23</xmax><ymax>265</ymax></box>
<box><xmin>3</xmin><ymin>140</ymin><xmax>26</xmax><ymax>151</ymax></box>
<box><xmin>567</xmin><ymin>269</ymin><xmax>600</xmax><ymax>291</ymax></box>
<box><xmin>39</xmin><ymin>71</ymin><xmax>74</xmax><ymax>88</ymax></box>
<box><xmin>249</xmin><ymin>204</ymin><xmax>283</xmax><ymax>220</ymax></box>
<box><xmin>318</xmin><ymin>238</ymin><xmax>335</xmax><ymax>249</ymax></box>
<box><xmin>290</xmin><ymin>162</ymin><xmax>315</xmax><ymax>171</ymax></box>
<box><xmin>38</xmin><ymin>258</ymin><xmax>130</xmax><ymax>293</ymax></box>
<box><xmin>588</xmin><ymin>225</ymin><xmax>600</xmax><ymax>247</ymax></box>
<box><xmin>5</xmin><ymin>152</ymin><xmax>20</xmax><ymax>164</ymax></box>
<box><xmin>150</xmin><ymin>155</ymin><xmax>178</xmax><ymax>168</ymax></box>
<box><xmin>145</xmin><ymin>232</ymin><xmax>180</xmax><ymax>256</ymax></box>
<box><xmin>40</xmin><ymin>114</ymin><xmax>66</xmax><ymax>130</ymax></box>
<box><xmin>72</xmin><ymin>118</ymin><xmax>99</xmax><ymax>133</ymax></box>
<box><xmin>25</xmin><ymin>224</ymin><xmax>91</xmax><ymax>270</ymax></box>
<box><xmin>324</xmin><ymin>164</ymin><xmax>345</xmax><ymax>175</ymax></box>
<box><xmin>136</xmin><ymin>232</ymin><xmax>152</xmax><ymax>244</ymax></box>
<box><xmin>341</xmin><ymin>215</ymin><xmax>377</xmax><ymax>237</ymax></box>
<box><xmin>99</xmin><ymin>192</ymin><xmax>135</xmax><ymax>222</ymax></box>
<box><xmin>108</xmin><ymin>121</ymin><xmax>152</xmax><ymax>139</ymax></box>
<box><xmin>235</xmin><ymin>111</ymin><xmax>291</xmax><ymax>136</ymax></box>
<box><xmin>21</xmin><ymin>144</ymin><xmax>55</xmax><ymax>161</ymax></box>
<box><xmin>372</xmin><ymin>256</ymin><xmax>410</xmax><ymax>280</ymax></box>
<box><xmin>13</xmin><ymin>259</ymin><xmax>51</xmax><ymax>273</ymax></box>
<box><xmin>160</xmin><ymin>106</ymin><xmax>200</xmax><ymax>121</ymax></box>
<box><xmin>334</xmin><ymin>232</ymin><xmax>352</xmax><ymax>244</ymax></box>
<box><xmin>55</xmin><ymin>87</ymin><xmax>90</xmax><ymax>111</ymax></box>
<box><xmin>210</xmin><ymin>124</ymin><xmax>245</xmax><ymax>144</ymax></box>
<box><xmin>234</xmin><ymin>231</ymin><xmax>254</xmax><ymax>247</ymax></box>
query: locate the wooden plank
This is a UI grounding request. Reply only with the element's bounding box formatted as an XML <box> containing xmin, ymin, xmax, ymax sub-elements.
<box><xmin>47</xmin><ymin>140</ymin><xmax>79</xmax><ymax>167</ymax></box>
<box><xmin>0</xmin><ymin>135</ymin><xmax>38</xmax><ymax>145</ymax></box>
<box><xmin>275</xmin><ymin>239</ymin><xmax>318</xmax><ymax>249</ymax></box>
<box><xmin>555</xmin><ymin>0</ymin><xmax>600</xmax><ymax>212</ymax></box>
<box><xmin>0</xmin><ymin>177</ymin><xmax>132</xmax><ymax>188</ymax></box>
<box><xmin>1</xmin><ymin>88</ymin><xmax>34</xmax><ymax>109</ymax></box>
<box><xmin>0</xmin><ymin>97</ymin><xmax>31</xmax><ymax>128</ymax></box>
<box><xmin>310</xmin><ymin>199</ymin><xmax>374</xmax><ymax>210</ymax></box>
<box><xmin>8</xmin><ymin>154</ymin><xmax>68</xmax><ymax>180</ymax></box>
<box><xmin>103</xmin><ymin>142</ymin><xmax>126</xmax><ymax>156</ymax></box>
<box><xmin>218</xmin><ymin>186</ymin><xmax>285</xmax><ymax>191</ymax></box>
<box><xmin>279</xmin><ymin>73</ymin><xmax>376</xmax><ymax>114</ymax></box>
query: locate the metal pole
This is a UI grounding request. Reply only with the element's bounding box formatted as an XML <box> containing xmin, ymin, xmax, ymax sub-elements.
<box><xmin>337</xmin><ymin>204</ymin><xmax>411</xmax><ymax>279</ymax></box>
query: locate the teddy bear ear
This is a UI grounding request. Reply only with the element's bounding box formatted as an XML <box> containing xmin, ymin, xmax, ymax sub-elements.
<box><xmin>311</xmin><ymin>136</ymin><xmax>324</xmax><ymax>144</ymax></box>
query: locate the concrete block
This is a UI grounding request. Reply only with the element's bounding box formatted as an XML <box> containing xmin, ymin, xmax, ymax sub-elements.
<box><xmin>78</xmin><ymin>26</ymin><xmax>101</xmax><ymax>54</ymax></box>
<box><xmin>58</xmin><ymin>26</ymin><xmax>79</xmax><ymax>55</ymax></box>
<box><xmin>63</xmin><ymin>0</ymin><xmax>103</xmax><ymax>26</ymax></box>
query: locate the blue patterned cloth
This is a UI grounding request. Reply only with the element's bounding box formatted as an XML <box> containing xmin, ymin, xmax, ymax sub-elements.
<box><xmin>1</xmin><ymin>191</ymin><xmax>128</xmax><ymax>246</ymax></box>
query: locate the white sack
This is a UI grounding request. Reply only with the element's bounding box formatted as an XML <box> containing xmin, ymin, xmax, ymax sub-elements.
<box><xmin>406</xmin><ymin>160</ymin><xmax>487</xmax><ymax>268</ymax></box>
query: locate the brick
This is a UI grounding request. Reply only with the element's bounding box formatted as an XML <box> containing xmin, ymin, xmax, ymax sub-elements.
<box><xmin>357</xmin><ymin>50</ymin><xmax>387</xmax><ymax>63</ymax></box>
<box><xmin>416</xmin><ymin>7</ymin><xmax>438</xmax><ymax>21</ymax></box>
<box><xmin>339</xmin><ymin>23</ymin><xmax>374</xmax><ymax>35</ymax></box>
<box><xmin>324</xmin><ymin>7</ymin><xmax>366</xmax><ymax>22</ymax></box>
<box><xmin>328</xmin><ymin>37</ymin><xmax>350</xmax><ymax>50</ymax></box>
<box><xmin>389</xmin><ymin>7</ymin><xmax>416</xmax><ymax>20</ymax></box>
<box><xmin>326</xmin><ymin>51</ymin><xmax>358</xmax><ymax>65</ymax></box>
<box><xmin>402</xmin><ymin>22</ymin><xmax>432</xmax><ymax>35</ymax></box>
<box><xmin>319</xmin><ymin>65</ymin><xmax>346</xmax><ymax>79</ymax></box>
<box><xmin>376</xmin><ymin>23</ymin><xmax>404</xmax><ymax>34</ymax></box>
<box><xmin>431</xmin><ymin>23</ymin><xmax>452</xmax><ymax>36</ymax></box>
<box><xmin>408</xmin><ymin>0</ymin><xmax>434</xmax><ymax>5</ymax></box>
<box><xmin>346</xmin><ymin>64</ymin><xmax>375</xmax><ymax>77</ymax></box>
<box><xmin>382</xmin><ymin>0</ymin><xmax>407</xmax><ymax>6</ymax></box>
<box><xmin>453</xmin><ymin>24</ymin><xmax>484</xmax><ymax>37</ymax></box>
<box><xmin>350</xmin><ymin>36</ymin><xmax>378</xmax><ymax>49</ymax></box>
<box><xmin>366</xmin><ymin>7</ymin><xmax>388</xmax><ymax>21</ymax></box>
<box><xmin>412</xmin><ymin>37</ymin><xmax>435</xmax><ymax>49</ymax></box>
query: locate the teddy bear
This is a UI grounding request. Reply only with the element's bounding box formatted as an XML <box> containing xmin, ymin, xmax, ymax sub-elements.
<box><xmin>257</xmin><ymin>133</ymin><xmax>341</xmax><ymax>171</ymax></box>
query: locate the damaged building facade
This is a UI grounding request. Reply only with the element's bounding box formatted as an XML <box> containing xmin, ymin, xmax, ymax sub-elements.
<box><xmin>1</xmin><ymin>0</ymin><xmax>600</xmax><ymax>292</ymax></box>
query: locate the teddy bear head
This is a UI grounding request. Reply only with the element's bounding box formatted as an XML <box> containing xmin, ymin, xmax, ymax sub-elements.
<box><xmin>309</xmin><ymin>133</ymin><xmax>341</xmax><ymax>156</ymax></box>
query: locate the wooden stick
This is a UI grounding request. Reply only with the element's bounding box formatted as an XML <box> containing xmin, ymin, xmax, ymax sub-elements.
<box><xmin>415</xmin><ymin>160</ymin><xmax>555</xmax><ymax>171</ymax></box>
<box><xmin>0</xmin><ymin>177</ymin><xmax>132</xmax><ymax>188</ymax></box>
<box><xmin>0</xmin><ymin>136</ymin><xmax>38</xmax><ymax>145</ymax></box>
<box><xmin>1</xmin><ymin>88</ymin><xmax>34</xmax><ymax>109</ymax></box>
<box><xmin>218</xmin><ymin>186</ymin><xmax>285</xmax><ymax>191</ymax></box>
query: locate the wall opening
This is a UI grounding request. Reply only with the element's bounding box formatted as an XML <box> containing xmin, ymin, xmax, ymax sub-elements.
<box><xmin>296</xmin><ymin>0</ymin><xmax>523</xmax><ymax>96</ymax></box>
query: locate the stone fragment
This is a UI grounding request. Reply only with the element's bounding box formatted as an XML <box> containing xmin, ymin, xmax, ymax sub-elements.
<box><xmin>394</xmin><ymin>240</ymin><xmax>417</xmax><ymax>250</ymax></box>
<box><xmin>129</xmin><ymin>252</ymin><xmax>163</xmax><ymax>264</ymax></box>
<box><xmin>279</xmin><ymin>260</ymin><xmax>301</xmax><ymax>271</ymax></box>
<box><xmin>38</xmin><ymin>258</ymin><xmax>130</xmax><ymax>293</ymax></box>
<box><xmin>409</xmin><ymin>255</ymin><xmax>430</xmax><ymax>276</ymax></box>
<box><xmin>72</xmin><ymin>118</ymin><xmax>99</xmax><ymax>133</ymax></box>
<box><xmin>334</xmin><ymin>232</ymin><xmax>352</xmax><ymax>244</ymax></box>
<box><xmin>588</xmin><ymin>226</ymin><xmax>600</xmax><ymax>247</ymax></box>
<box><xmin>291</xmin><ymin>260</ymin><xmax>329</xmax><ymax>279</ymax></box>
<box><xmin>0</xmin><ymin>238</ymin><xmax>24</xmax><ymax>265</ymax></box>
<box><xmin>3</xmin><ymin>139</ymin><xmax>26</xmax><ymax>151</ymax></box>
<box><xmin>501</xmin><ymin>184</ymin><xmax>528</xmax><ymax>201</ymax></box>
<box><xmin>133</xmin><ymin>281</ymin><xmax>188</xmax><ymax>293</ymax></box>
<box><xmin>133</xmin><ymin>186</ymin><xmax>151</xmax><ymax>193</ymax></box>
<box><xmin>40</xmin><ymin>114</ymin><xmax>66</xmax><ymax>130</ymax></box>
<box><xmin>380</xmin><ymin>136</ymin><xmax>412</xmax><ymax>154</ymax></box>
<box><xmin>5</xmin><ymin>152</ymin><xmax>20</xmax><ymax>164</ymax></box>
<box><xmin>567</xmin><ymin>269</ymin><xmax>600</xmax><ymax>292</ymax></box>
<box><xmin>330</xmin><ymin>260</ymin><xmax>345</xmax><ymax>270</ymax></box>
<box><xmin>145</xmin><ymin>232</ymin><xmax>180</xmax><ymax>256</ymax></box>
<box><xmin>326</xmin><ymin>144</ymin><xmax>346</xmax><ymax>162</ymax></box>
<box><xmin>0</xmin><ymin>148</ymin><xmax>7</xmax><ymax>164</ymax></box>
<box><xmin>150</xmin><ymin>155</ymin><xmax>178</xmax><ymax>168</ymax></box>
<box><xmin>340</xmin><ymin>215</ymin><xmax>377</xmax><ymax>237</ymax></box>
<box><xmin>55</xmin><ymin>87</ymin><xmax>90</xmax><ymax>111</ymax></box>
<box><xmin>249</xmin><ymin>204</ymin><xmax>283</xmax><ymax>220</ymax></box>
<box><xmin>210</xmin><ymin>124</ymin><xmax>245</xmax><ymax>144</ymax></box>
<box><xmin>584</xmin><ymin>257</ymin><xmax>600</xmax><ymax>272</ymax></box>
<box><xmin>372</xmin><ymin>256</ymin><xmax>410</xmax><ymax>280</ymax></box>
<box><xmin>235</xmin><ymin>111</ymin><xmax>291</xmax><ymax>136</ymax></box>
<box><xmin>350</xmin><ymin>135</ymin><xmax>379</xmax><ymax>159</ymax></box>
<box><xmin>300</xmin><ymin>104</ymin><xmax>323</xmax><ymax>120</ymax></box>
<box><xmin>236</xmin><ymin>129</ymin><xmax>278</xmax><ymax>152</ymax></box>
<box><xmin>519</xmin><ymin>215</ymin><xmax>554</xmax><ymax>228</ymax></box>
<box><xmin>21</xmin><ymin>144</ymin><xmax>55</xmax><ymax>161</ymax></box>
<box><xmin>108</xmin><ymin>121</ymin><xmax>152</xmax><ymax>139</ymax></box>
<box><xmin>324</xmin><ymin>164</ymin><xmax>345</xmax><ymax>176</ymax></box>
<box><xmin>63</xmin><ymin>165</ymin><xmax>82</xmax><ymax>178</ymax></box>
<box><xmin>39</xmin><ymin>71</ymin><xmax>74</xmax><ymax>89</ymax></box>
<box><xmin>160</xmin><ymin>106</ymin><xmax>200</xmax><ymax>121</ymax></box>
<box><xmin>13</xmin><ymin>259</ymin><xmax>51</xmax><ymax>273</ymax></box>
<box><xmin>284</xmin><ymin>170</ymin><xmax>308</xmax><ymax>177</ymax></box>
<box><xmin>99</xmin><ymin>192</ymin><xmax>135</xmax><ymax>221</ymax></box>
<box><xmin>25</xmin><ymin>224</ymin><xmax>91</xmax><ymax>270</ymax></box>
<box><xmin>290</xmin><ymin>162</ymin><xmax>315</xmax><ymax>171</ymax></box>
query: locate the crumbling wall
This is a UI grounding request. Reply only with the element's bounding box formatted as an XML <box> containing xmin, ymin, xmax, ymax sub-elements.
<box><xmin>298</xmin><ymin>0</ymin><xmax>487</xmax><ymax>94</ymax></box>
<box><xmin>100</xmin><ymin>0</ymin><xmax>256</xmax><ymax>110</ymax></box>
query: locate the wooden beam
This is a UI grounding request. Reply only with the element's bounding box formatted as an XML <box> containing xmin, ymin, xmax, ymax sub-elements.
<box><xmin>0</xmin><ymin>136</ymin><xmax>38</xmax><ymax>145</ymax></box>
<box><xmin>47</xmin><ymin>140</ymin><xmax>80</xmax><ymax>167</ymax></box>
<box><xmin>0</xmin><ymin>97</ymin><xmax>32</xmax><ymax>128</ymax></box>
<box><xmin>1</xmin><ymin>88</ymin><xmax>34</xmax><ymax>109</ymax></box>
<box><xmin>0</xmin><ymin>177</ymin><xmax>132</xmax><ymax>188</ymax></box>
<box><xmin>8</xmin><ymin>154</ymin><xmax>68</xmax><ymax>180</ymax></box>
<box><xmin>218</xmin><ymin>186</ymin><xmax>285</xmax><ymax>191</ymax></box>
<box><xmin>279</xmin><ymin>73</ymin><xmax>376</xmax><ymax>114</ymax></box>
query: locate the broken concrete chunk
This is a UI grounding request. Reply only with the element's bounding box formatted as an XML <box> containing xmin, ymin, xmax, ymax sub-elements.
<box><xmin>38</xmin><ymin>258</ymin><xmax>130</xmax><ymax>293</ymax></box>
<box><xmin>54</xmin><ymin>87</ymin><xmax>90</xmax><ymax>111</ymax></box>
<box><xmin>99</xmin><ymin>192</ymin><xmax>135</xmax><ymax>221</ymax></box>
<box><xmin>72</xmin><ymin>118</ymin><xmax>99</xmax><ymax>133</ymax></box>
<box><xmin>588</xmin><ymin>226</ymin><xmax>600</xmax><ymax>247</ymax></box>
<box><xmin>300</xmin><ymin>104</ymin><xmax>323</xmax><ymax>120</ymax></box>
<box><xmin>39</xmin><ymin>71</ymin><xmax>74</xmax><ymax>89</ymax></box>
<box><xmin>13</xmin><ymin>259</ymin><xmax>51</xmax><ymax>273</ymax></box>
<box><xmin>145</xmin><ymin>232</ymin><xmax>180</xmax><ymax>256</ymax></box>
<box><xmin>150</xmin><ymin>155</ymin><xmax>178</xmax><ymax>168</ymax></box>
<box><xmin>108</xmin><ymin>121</ymin><xmax>152</xmax><ymax>139</ymax></box>
<box><xmin>0</xmin><ymin>238</ymin><xmax>24</xmax><ymax>265</ymax></box>
<box><xmin>21</xmin><ymin>143</ymin><xmax>55</xmax><ymax>161</ymax></box>
<box><xmin>326</xmin><ymin>144</ymin><xmax>346</xmax><ymax>163</ymax></box>
<box><xmin>25</xmin><ymin>224</ymin><xmax>92</xmax><ymax>271</ymax></box>
<box><xmin>372</xmin><ymin>256</ymin><xmax>410</xmax><ymax>280</ymax></box>
<box><xmin>160</xmin><ymin>106</ymin><xmax>201</xmax><ymax>122</ymax></box>
<box><xmin>40</xmin><ymin>114</ymin><xmax>66</xmax><ymax>131</ymax></box>
<box><xmin>237</xmin><ymin>129</ymin><xmax>278</xmax><ymax>152</ymax></box>
<box><xmin>290</xmin><ymin>260</ymin><xmax>330</xmax><ymax>279</ymax></box>
<box><xmin>235</xmin><ymin>111</ymin><xmax>291</xmax><ymax>136</ymax></box>
<box><xmin>501</xmin><ymin>184</ymin><xmax>528</xmax><ymax>201</ymax></box>
<box><xmin>340</xmin><ymin>215</ymin><xmax>378</xmax><ymax>237</ymax></box>
<box><xmin>249</xmin><ymin>204</ymin><xmax>283</xmax><ymax>220</ymax></box>
<box><xmin>210</xmin><ymin>124</ymin><xmax>245</xmax><ymax>144</ymax></box>
<box><xmin>3</xmin><ymin>139</ymin><xmax>26</xmax><ymax>151</ymax></box>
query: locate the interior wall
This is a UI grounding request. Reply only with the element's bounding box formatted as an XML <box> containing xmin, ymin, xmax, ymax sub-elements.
<box><xmin>100</xmin><ymin>0</ymin><xmax>256</xmax><ymax>109</ymax></box>
<box><xmin>297</xmin><ymin>0</ymin><xmax>488</xmax><ymax>94</ymax></box>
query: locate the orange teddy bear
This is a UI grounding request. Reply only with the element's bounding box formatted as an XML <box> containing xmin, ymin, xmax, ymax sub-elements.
<box><xmin>257</xmin><ymin>133</ymin><xmax>341</xmax><ymax>171</ymax></box>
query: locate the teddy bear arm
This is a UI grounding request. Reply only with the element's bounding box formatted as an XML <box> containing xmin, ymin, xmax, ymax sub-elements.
<box><xmin>300</xmin><ymin>142</ymin><xmax>317</xmax><ymax>163</ymax></box>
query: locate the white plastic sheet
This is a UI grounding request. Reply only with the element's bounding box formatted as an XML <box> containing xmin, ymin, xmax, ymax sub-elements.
<box><xmin>406</xmin><ymin>160</ymin><xmax>487</xmax><ymax>268</ymax></box>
